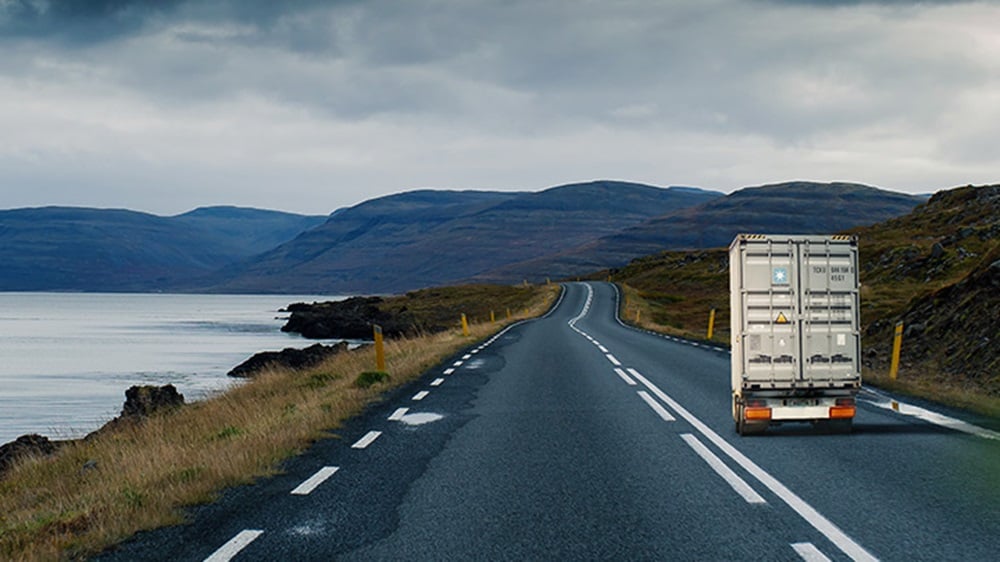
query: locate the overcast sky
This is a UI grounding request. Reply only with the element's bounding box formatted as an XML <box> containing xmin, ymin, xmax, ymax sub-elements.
<box><xmin>1</xmin><ymin>0</ymin><xmax>998</xmax><ymax>215</ymax></box>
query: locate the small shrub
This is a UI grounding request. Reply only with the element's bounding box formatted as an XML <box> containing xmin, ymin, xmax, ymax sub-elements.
<box><xmin>354</xmin><ymin>371</ymin><xmax>390</xmax><ymax>388</ymax></box>
<box><xmin>213</xmin><ymin>426</ymin><xmax>243</xmax><ymax>441</ymax></box>
<box><xmin>172</xmin><ymin>467</ymin><xmax>203</xmax><ymax>484</ymax></box>
<box><xmin>121</xmin><ymin>487</ymin><xmax>145</xmax><ymax>509</ymax></box>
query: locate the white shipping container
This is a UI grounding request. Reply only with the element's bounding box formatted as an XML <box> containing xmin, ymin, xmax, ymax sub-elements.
<box><xmin>729</xmin><ymin>234</ymin><xmax>861</xmax><ymax>435</ymax></box>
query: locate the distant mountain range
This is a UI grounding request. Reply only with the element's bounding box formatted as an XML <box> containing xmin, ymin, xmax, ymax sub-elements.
<box><xmin>0</xmin><ymin>206</ymin><xmax>326</xmax><ymax>291</ymax></box>
<box><xmin>209</xmin><ymin>181</ymin><xmax>722</xmax><ymax>294</ymax></box>
<box><xmin>474</xmin><ymin>182</ymin><xmax>926</xmax><ymax>283</ymax></box>
<box><xmin>1</xmin><ymin>180</ymin><xmax>926</xmax><ymax>294</ymax></box>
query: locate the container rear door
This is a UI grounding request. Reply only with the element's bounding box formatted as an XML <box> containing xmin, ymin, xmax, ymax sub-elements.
<box><xmin>739</xmin><ymin>238</ymin><xmax>799</xmax><ymax>385</ymax></box>
<box><xmin>800</xmin><ymin>238</ymin><xmax>860</xmax><ymax>384</ymax></box>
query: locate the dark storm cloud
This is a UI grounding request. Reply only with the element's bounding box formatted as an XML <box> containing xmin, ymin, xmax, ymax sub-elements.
<box><xmin>0</xmin><ymin>0</ymin><xmax>359</xmax><ymax>45</ymax></box>
<box><xmin>0</xmin><ymin>0</ymin><xmax>180</xmax><ymax>43</ymax></box>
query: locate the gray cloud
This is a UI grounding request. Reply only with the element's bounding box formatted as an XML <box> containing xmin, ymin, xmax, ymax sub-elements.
<box><xmin>1</xmin><ymin>0</ymin><xmax>998</xmax><ymax>214</ymax></box>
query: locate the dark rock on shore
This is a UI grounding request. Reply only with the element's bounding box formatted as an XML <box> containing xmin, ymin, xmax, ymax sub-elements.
<box><xmin>227</xmin><ymin>342</ymin><xmax>349</xmax><ymax>377</ymax></box>
<box><xmin>2</xmin><ymin>385</ymin><xmax>186</xmax><ymax>475</ymax></box>
<box><xmin>120</xmin><ymin>385</ymin><xmax>185</xmax><ymax>419</ymax></box>
<box><xmin>282</xmin><ymin>296</ymin><xmax>414</xmax><ymax>339</ymax></box>
<box><xmin>92</xmin><ymin>385</ymin><xmax>186</xmax><ymax>436</ymax></box>
<box><xmin>0</xmin><ymin>434</ymin><xmax>58</xmax><ymax>476</ymax></box>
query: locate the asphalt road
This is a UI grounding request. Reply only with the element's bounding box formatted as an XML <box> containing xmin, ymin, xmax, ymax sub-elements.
<box><xmin>98</xmin><ymin>282</ymin><xmax>1000</xmax><ymax>561</ymax></box>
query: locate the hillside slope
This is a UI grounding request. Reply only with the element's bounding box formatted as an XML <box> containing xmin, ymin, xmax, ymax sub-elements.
<box><xmin>856</xmin><ymin>185</ymin><xmax>1000</xmax><ymax>399</ymax></box>
<box><xmin>0</xmin><ymin>206</ymin><xmax>326</xmax><ymax>291</ymax></box>
<box><xmin>476</xmin><ymin>181</ymin><xmax>925</xmax><ymax>282</ymax></box>
<box><xmin>609</xmin><ymin>184</ymin><xmax>999</xmax><ymax>414</ymax></box>
<box><xmin>211</xmin><ymin>181</ymin><xmax>722</xmax><ymax>294</ymax></box>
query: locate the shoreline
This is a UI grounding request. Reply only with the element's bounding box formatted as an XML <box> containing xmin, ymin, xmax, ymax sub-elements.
<box><xmin>0</xmin><ymin>292</ymin><xmax>351</xmax><ymax>446</ymax></box>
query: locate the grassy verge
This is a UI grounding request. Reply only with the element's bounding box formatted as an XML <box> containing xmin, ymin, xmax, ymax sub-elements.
<box><xmin>618</xmin><ymin>281</ymin><xmax>1000</xmax><ymax>419</ymax></box>
<box><xmin>0</xmin><ymin>285</ymin><xmax>558</xmax><ymax>561</ymax></box>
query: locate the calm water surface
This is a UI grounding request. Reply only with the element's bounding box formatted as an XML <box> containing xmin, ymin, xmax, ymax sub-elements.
<box><xmin>0</xmin><ymin>293</ymin><xmax>346</xmax><ymax>444</ymax></box>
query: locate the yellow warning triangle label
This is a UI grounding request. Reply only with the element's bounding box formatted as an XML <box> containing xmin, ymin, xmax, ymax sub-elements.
<box><xmin>775</xmin><ymin>312</ymin><xmax>789</xmax><ymax>324</ymax></box>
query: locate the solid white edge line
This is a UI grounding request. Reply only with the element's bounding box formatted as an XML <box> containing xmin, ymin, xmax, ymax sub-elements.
<box><xmin>290</xmin><ymin>466</ymin><xmax>340</xmax><ymax>496</ymax></box>
<box><xmin>680</xmin><ymin>434</ymin><xmax>765</xmax><ymax>504</ymax></box>
<box><xmin>203</xmin><ymin>530</ymin><xmax>264</xmax><ymax>562</ymax></box>
<box><xmin>388</xmin><ymin>407</ymin><xmax>409</xmax><ymax>421</ymax></box>
<box><xmin>430</xmin><ymin>378</ymin><xmax>445</xmax><ymax>387</ymax></box>
<box><xmin>351</xmin><ymin>430</ymin><xmax>382</xmax><ymax>449</ymax></box>
<box><xmin>614</xmin><ymin>367</ymin><xmax>636</xmax><ymax>385</ymax></box>
<box><xmin>412</xmin><ymin>391</ymin><xmax>429</xmax><ymax>401</ymax></box>
<box><xmin>637</xmin><ymin>391</ymin><xmax>676</xmax><ymax>422</ymax></box>
<box><xmin>605</xmin><ymin>353</ymin><xmax>621</xmax><ymax>366</ymax></box>
<box><xmin>859</xmin><ymin>390</ymin><xmax>1000</xmax><ymax>441</ymax></box>
<box><xmin>791</xmin><ymin>542</ymin><xmax>833</xmax><ymax>562</ymax></box>
<box><xmin>629</xmin><ymin>371</ymin><xmax>878</xmax><ymax>562</ymax></box>
<box><xmin>540</xmin><ymin>284</ymin><xmax>567</xmax><ymax>319</ymax></box>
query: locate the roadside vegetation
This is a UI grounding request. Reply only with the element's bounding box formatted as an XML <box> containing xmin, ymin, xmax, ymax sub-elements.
<box><xmin>608</xmin><ymin>184</ymin><xmax>1000</xmax><ymax>419</ymax></box>
<box><xmin>0</xmin><ymin>285</ymin><xmax>557</xmax><ymax>561</ymax></box>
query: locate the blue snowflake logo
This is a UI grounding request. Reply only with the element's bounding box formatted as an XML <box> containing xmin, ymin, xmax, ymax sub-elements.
<box><xmin>773</xmin><ymin>267</ymin><xmax>788</xmax><ymax>285</ymax></box>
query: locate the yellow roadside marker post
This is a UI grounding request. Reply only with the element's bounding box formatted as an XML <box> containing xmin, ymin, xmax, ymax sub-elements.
<box><xmin>707</xmin><ymin>308</ymin><xmax>716</xmax><ymax>341</ymax></box>
<box><xmin>506</xmin><ymin>308</ymin><xmax>511</xmax><ymax>320</ymax></box>
<box><xmin>889</xmin><ymin>321</ymin><xmax>904</xmax><ymax>381</ymax></box>
<box><xmin>635</xmin><ymin>309</ymin><xmax>641</xmax><ymax>323</ymax></box>
<box><xmin>373</xmin><ymin>324</ymin><xmax>386</xmax><ymax>372</ymax></box>
<box><xmin>490</xmin><ymin>310</ymin><xmax>496</xmax><ymax>324</ymax></box>
<box><xmin>461</xmin><ymin>313</ymin><xmax>470</xmax><ymax>337</ymax></box>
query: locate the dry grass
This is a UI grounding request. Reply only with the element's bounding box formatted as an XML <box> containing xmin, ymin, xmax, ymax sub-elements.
<box><xmin>0</xmin><ymin>286</ymin><xmax>558</xmax><ymax>561</ymax></box>
<box><xmin>613</xmin><ymin>249</ymin><xmax>730</xmax><ymax>345</ymax></box>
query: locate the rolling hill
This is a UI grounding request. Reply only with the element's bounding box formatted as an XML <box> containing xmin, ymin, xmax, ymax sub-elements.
<box><xmin>474</xmin><ymin>182</ymin><xmax>926</xmax><ymax>282</ymax></box>
<box><xmin>208</xmin><ymin>181</ymin><xmax>723</xmax><ymax>294</ymax></box>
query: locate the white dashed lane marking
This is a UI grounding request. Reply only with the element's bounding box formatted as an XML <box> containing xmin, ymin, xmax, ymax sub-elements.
<box><xmin>605</xmin><ymin>353</ymin><xmax>621</xmax><ymax>366</ymax></box>
<box><xmin>613</xmin><ymin>368</ymin><xmax>636</xmax><ymax>385</ymax></box>
<box><xmin>388</xmin><ymin>407</ymin><xmax>409</xmax><ymax>421</ymax></box>
<box><xmin>290</xmin><ymin>466</ymin><xmax>340</xmax><ymax>496</ymax></box>
<box><xmin>351</xmin><ymin>431</ymin><xmax>382</xmax><ymax>449</ymax></box>
<box><xmin>412</xmin><ymin>391</ymin><xmax>430</xmax><ymax>401</ymax></box>
<box><xmin>680</xmin><ymin>433</ymin><xmax>765</xmax><ymax>505</ymax></box>
<box><xmin>430</xmin><ymin>378</ymin><xmax>445</xmax><ymax>387</ymax></box>
<box><xmin>637</xmin><ymin>390</ymin><xmax>676</xmax><ymax>422</ymax></box>
<box><xmin>791</xmin><ymin>542</ymin><xmax>832</xmax><ymax>562</ymax></box>
<box><xmin>203</xmin><ymin>530</ymin><xmax>263</xmax><ymax>562</ymax></box>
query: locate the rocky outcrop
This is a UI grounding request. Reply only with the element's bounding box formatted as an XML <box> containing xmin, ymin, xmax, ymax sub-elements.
<box><xmin>227</xmin><ymin>342</ymin><xmax>350</xmax><ymax>377</ymax></box>
<box><xmin>281</xmin><ymin>297</ymin><xmax>414</xmax><ymax>339</ymax></box>
<box><xmin>120</xmin><ymin>385</ymin><xmax>185</xmax><ymax>419</ymax></box>
<box><xmin>0</xmin><ymin>434</ymin><xmax>58</xmax><ymax>476</ymax></box>
<box><xmin>2</xmin><ymin>385</ymin><xmax>186</xmax><ymax>475</ymax></box>
<box><xmin>91</xmin><ymin>385</ymin><xmax>186</xmax><ymax>436</ymax></box>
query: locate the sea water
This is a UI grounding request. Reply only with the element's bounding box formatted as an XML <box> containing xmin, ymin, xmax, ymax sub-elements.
<box><xmin>0</xmin><ymin>292</ymin><xmax>346</xmax><ymax>444</ymax></box>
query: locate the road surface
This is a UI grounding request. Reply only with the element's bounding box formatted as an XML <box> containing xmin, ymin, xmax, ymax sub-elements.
<box><xmin>99</xmin><ymin>283</ymin><xmax>1000</xmax><ymax>561</ymax></box>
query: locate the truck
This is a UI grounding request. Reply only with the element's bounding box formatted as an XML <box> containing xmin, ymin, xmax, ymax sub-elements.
<box><xmin>729</xmin><ymin>234</ymin><xmax>861</xmax><ymax>435</ymax></box>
